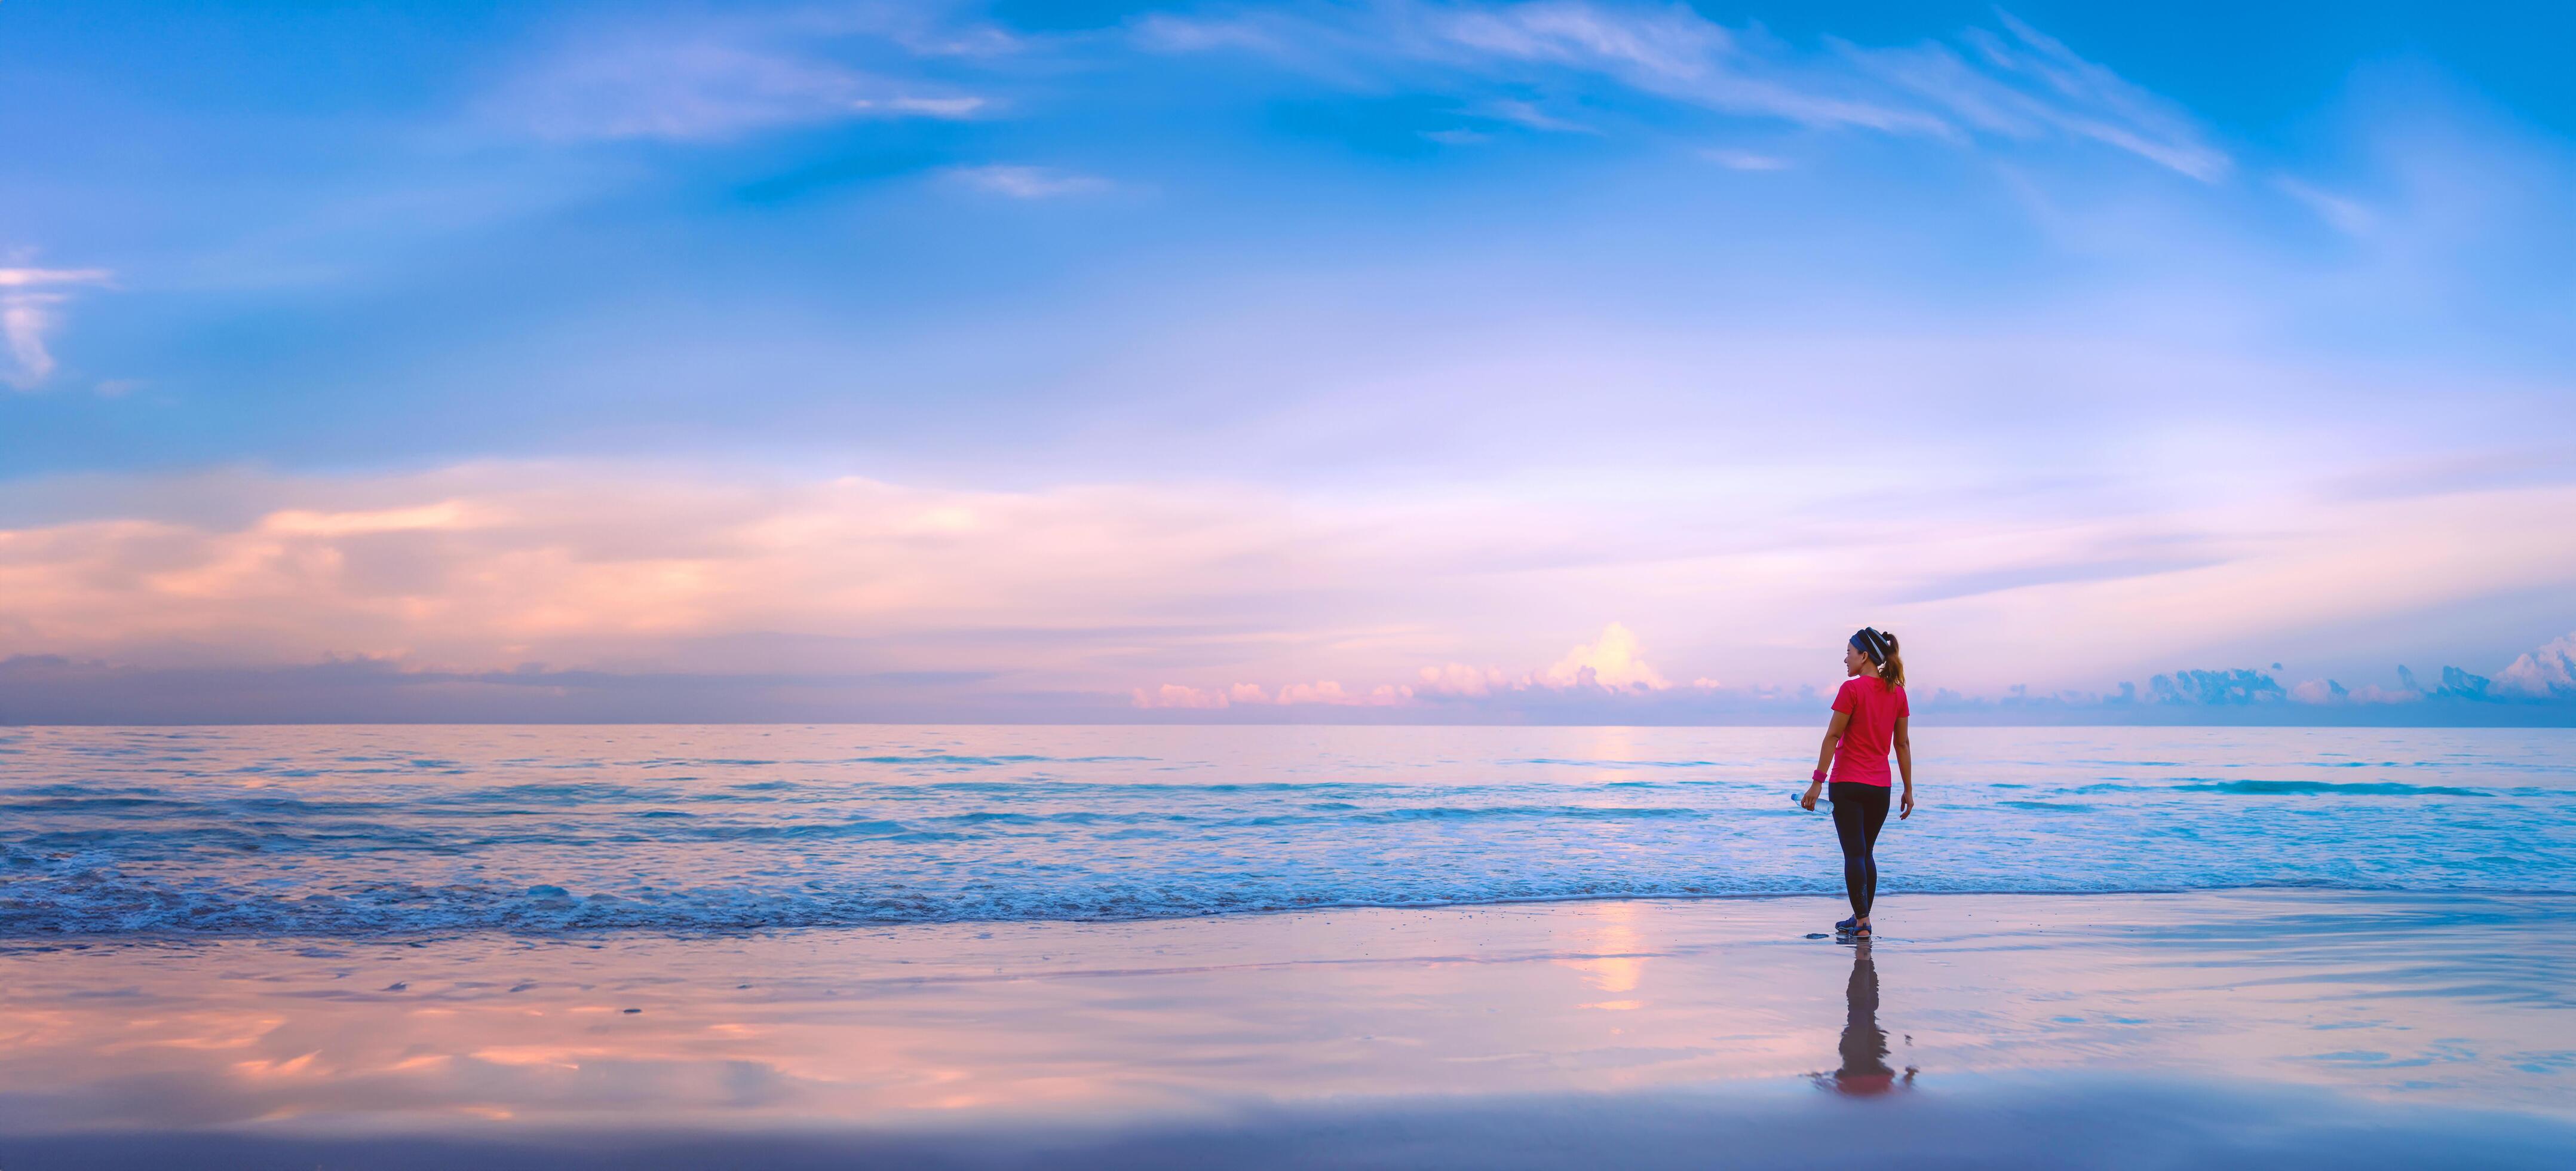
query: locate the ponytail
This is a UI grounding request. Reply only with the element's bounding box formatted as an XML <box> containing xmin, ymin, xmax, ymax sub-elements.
<box><xmin>1852</xmin><ymin>626</ymin><xmax>1905</xmax><ymax>689</ymax></box>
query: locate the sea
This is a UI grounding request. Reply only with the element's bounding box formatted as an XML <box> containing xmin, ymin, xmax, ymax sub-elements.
<box><xmin>2</xmin><ymin>724</ymin><xmax>2569</xmax><ymax>937</ymax></box>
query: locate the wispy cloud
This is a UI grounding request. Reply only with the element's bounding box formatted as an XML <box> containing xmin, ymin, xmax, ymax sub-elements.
<box><xmin>1433</xmin><ymin>0</ymin><xmax>1938</xmax><ymax>133</ymax></box>
<box><xmin>1138</xmin><ymin>2</ymin><xmax>2225</xmax><ymax>178</ymax></box>
<box><xmin>943</xmin><ymin>164</ymin><xmax>1112</xmax><ymax>199</ymax></box>
<box><xmin>1854</xmin><ymin>9</ymin><xmax>2231</xmax><ymax>180</ymax></box>
<box><xmin>494</xmin><ymin>17</ymin><xmax>996</xmax><ymax>142</ymax></box>
<box><xmin>1484</xmin><ymin>97</ymin><xmax>1596</xmax><ymax>134</ymax></box>
<box><xmin>2273</xmin><ymin>174</ymin><xmax>2375</xmax><ymax>235</ymax></box>
<box><xmin>863</xmin><ymin>94</ymin><xmax>988</xmax><ymax>118</ymax></box>
<box><xmin>0</xmin><ymin>268</ymin><xmax>108</xmax><ymax>288</ymax></box>
<box><xmin>0</xmin><ymin>266</ymin><xmax>114</xmax><ymax>390</ymax></box>
<box><xmin>1700</xmin><ymin>147</ymin><xmax>1789</xmax><ymax>171</ymax></box>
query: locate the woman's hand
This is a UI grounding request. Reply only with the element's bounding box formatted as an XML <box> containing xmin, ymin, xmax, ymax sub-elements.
<box><xmin>1801</xmin><ymin>781</ymin><xmax>1822</xmax><ymax>811</ymax></box>
<box><xmin>1900</xmin><ymin>784</ymin><xmax>1915</xmax><ymax>820</ymax></box>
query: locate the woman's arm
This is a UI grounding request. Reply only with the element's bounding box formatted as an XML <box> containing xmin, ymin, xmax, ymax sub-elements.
<box><xmin>1802</xmin><ymin>709</ymin><xmax>1852</xmax><ymax>810</ymax></box>
<box><xmin>1894</xmin><ymin>716</ymin><xmax>1914</xmax><ymax>819</ymax></box>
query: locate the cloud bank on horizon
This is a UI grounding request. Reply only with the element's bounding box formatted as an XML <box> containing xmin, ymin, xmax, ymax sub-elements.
<box><xmin>1</xmin><ymin>1</ymin><xmax>2572</xmax><ymax>723</ymax></box>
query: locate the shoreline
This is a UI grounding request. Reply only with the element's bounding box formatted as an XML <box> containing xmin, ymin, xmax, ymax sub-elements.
<box><xmin>9</xmin><ymin>886</ymin><xmax>2575</xmax><ymax>948</ymax></box>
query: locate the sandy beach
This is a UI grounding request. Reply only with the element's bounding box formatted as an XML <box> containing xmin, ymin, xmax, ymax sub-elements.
<box><xmin>4</xmin><ymin>890</ymin><xmax>2571</xmax><ymax>1167</ymax></box>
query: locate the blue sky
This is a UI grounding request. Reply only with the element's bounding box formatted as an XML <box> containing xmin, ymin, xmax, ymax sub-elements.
<box><xmin>2</xmin><ymin>1</ymin><xmax>2573</xmax><ymax>722</ymax></box>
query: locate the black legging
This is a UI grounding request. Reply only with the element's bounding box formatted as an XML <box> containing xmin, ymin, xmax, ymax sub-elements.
<box><xmin>1829</xmin><ymin>781</ymin><xmax>1891</xmax><ymax>918</ymax></box>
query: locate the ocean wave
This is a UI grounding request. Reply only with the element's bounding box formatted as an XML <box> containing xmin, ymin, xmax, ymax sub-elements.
<box><xmin>1515</xmin><ymin>758</ymin><xmax>1724</xmax><ymax>769</ymax></box>
<box><xmin>3</xmin><ymin>725</ymin><xmax>2571</xmax><ymax>940</ymax></box>
<box><xmin>2173</xmin><ymin>781</ymin><xmax>2493</xmax><ymax>797</ymax></box>
<box><xmin>2066</xmin><ymin>780</ymin><xmax>2511</xmax><ymax>797</ymax></box>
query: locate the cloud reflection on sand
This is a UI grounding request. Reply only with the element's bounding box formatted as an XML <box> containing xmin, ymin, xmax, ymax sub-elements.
<box><xmin>0</xmin><ymin>892</ymin><xmax>2569</xmax><ymax>1141</ymax></box>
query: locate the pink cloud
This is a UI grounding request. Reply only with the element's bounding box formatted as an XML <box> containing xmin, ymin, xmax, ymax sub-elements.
<box><xmin>1417</xmin><ymin>661</ymin><xmax>1508</xmax><ymax>697</ymax></box>
<box><xmin>1148</xmin><ymin>624</ymin><xmax>1678</xmax><ymax>710</ymax></box>
<box><xmin>1274</xmin><ymin>680</ymin><xmax>1339</xmax><ymax>704</ymax></box>
<box><xmin>0</xmin><ymin>464</ymin><xmax>1339</xmax><ymax>677</ymax></box>
<box><xmin>2495</xmin><ymin>632</ymin><xmax>2576</xmax><ymax>699</ymax></box>
<box><xmin>2287</xmin><ymin>679</ymin><xmax>2339</xmax><ymax>704</ymax></box>
<box><xmin>8</xmin><ymin>462</ymin><xmax>2576</xmax><ymax>706</ymax></box>
<box><xmin>1541</xmin><ymin>622</ymin><xmax>1668</xmax><ymax>691</ymax></box>
<box><xmin>1131</xmin><ymin>683</ymin><xmax>1232</xmax><ymax>709</ymax></box>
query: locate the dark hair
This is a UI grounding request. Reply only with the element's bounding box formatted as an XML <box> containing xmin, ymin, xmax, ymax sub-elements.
<box><xmin>1851</xmin><ymin>627</ymin><xmax>1905</xmax><ymax>689</ymax></box>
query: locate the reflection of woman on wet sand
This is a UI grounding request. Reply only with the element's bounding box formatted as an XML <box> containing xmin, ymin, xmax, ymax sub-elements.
<box><xmin>1822</xmin><ymin>942</ymin><xmax>1916</xmax><ymax>1096</ymax></box>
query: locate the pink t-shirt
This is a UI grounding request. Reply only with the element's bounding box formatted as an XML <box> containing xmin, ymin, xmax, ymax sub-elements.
<box><xmin>1829</xmin><ymin>676</ymin><xmax>1908</xmax><ymax>786</ymax></box>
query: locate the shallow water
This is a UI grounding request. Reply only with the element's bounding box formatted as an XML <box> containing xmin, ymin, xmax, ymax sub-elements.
<box><xmin>1</xmin><ymin>725</ymin><xmax>2570</xmax><ymax>936</ymax></box>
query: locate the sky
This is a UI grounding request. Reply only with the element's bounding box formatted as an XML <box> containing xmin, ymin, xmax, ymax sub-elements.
<box><xmin>2</xmin><ymin>0</ymin><xmax>2574</xmax><ymax>724</ymax></box>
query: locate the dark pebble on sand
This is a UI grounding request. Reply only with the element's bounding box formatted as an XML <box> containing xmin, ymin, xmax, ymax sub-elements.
<box><xmin>622</xmin><ymin>1008</ymin><xmax>642</xmax><ymax>1014</ymax></box>
<box><xmin>384</xmin><ymin>982</ymin><xmax>407</xmax><ymax>991</ymax></box>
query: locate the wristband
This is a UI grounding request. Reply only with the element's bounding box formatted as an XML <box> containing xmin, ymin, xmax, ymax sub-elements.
<box><xmin>1811</xmin><ymin>769</ymin><xmax>1827</xmax><ymax>784</ymax></box>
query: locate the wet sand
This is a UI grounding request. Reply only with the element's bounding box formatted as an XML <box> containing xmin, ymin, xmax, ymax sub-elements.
<box><xmin>3</xmin><ymin>891</ymin><xmax>2572</xmax><ymax>1167</ymax></box>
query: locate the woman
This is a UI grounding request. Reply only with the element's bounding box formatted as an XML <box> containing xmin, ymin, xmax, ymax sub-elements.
<box><xmin>1799</xmin><ymin>627</ymin><xmax>1913</xmax><ymax>940</ymax></box>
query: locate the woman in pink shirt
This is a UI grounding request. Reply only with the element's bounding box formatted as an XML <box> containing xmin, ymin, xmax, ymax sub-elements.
<box><xmin>1799</xmin><ymin>627</ymin><xmax>1914</xmax><ymax>940</ymax></box>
